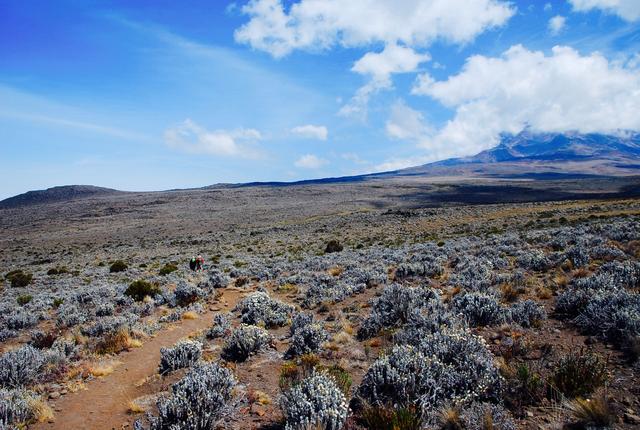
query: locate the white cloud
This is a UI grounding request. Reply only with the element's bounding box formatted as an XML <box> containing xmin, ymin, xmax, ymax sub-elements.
<box><xmin>548</xmin><ymin>15</ymin><xmax>567</xmax><ymax>35</ymax></box>
<box><xmin>235</xmin><ymin>0</ymin><xmax>515</xmax><ymax>58</ymax></box>
<box><xmin>569</xmin><ymin>0</ymin><xmax>640</xmax><ymax>21</ymax></box>
<box><xmin>544</xmin><ymin>3</ymin><xmax>552</xmax><ymax>11</ymax></box>
<box><xmin>236</xmin><ymin>0</ymin><xmax>515</xmax><ymax>117</ymax></box>
<box><xmin>341</xmin><ymin>153</ymin><xmax>369</xmax><ymax>165</ymax></box>
<box><xmin>374</xmin><ymin>155</ymin><xmax>433</xmax><ymax>172</ymax></box>
<box><xmin>291</xmin><ymin>124</ymin><xmax>328</xmax><ymax>140</ymax></box>
<box><xmin>339</xmin><ymin>44</ymin><xmax>430</xmax><ymax>118</ymax></box>
<box><xmin>385</xmin><ymin>100</ymin><xmax>430</xmax><ymax>140</ymax></box>
<box><xmin>294</xmin><ymin>154</ymin><xmax>328</xmax><ymax>169</ymax></box>
<box><xmin>412</xmin><ymin>44</ymin><xmax>640</xmax><ymax>159</ymax></box>
<box><xmin>164</xmin><ymin>119</ymin><xmax>262</xmax><ymax>158</ymax></box>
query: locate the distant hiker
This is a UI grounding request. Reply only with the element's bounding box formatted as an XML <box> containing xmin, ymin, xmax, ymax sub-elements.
<box><xmin>189</xmin><ymin>256</ymin><xmax>197</xmax><ymax>271</ymax></box>
<box><xmin>196</xmin><ymin>255</ymin><xmax>204</xmax><ymax>271</ymax></box>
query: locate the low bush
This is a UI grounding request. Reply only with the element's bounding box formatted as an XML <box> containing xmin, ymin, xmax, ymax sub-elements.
<box><xmin>452</xmin><ymin>293</ymin><xmax>506</xmax><ymax>327</ymax></box>
<box><xmin>361</xmin><ymin>404</ymin><xmax>422</xmax><ymax>430</ymax></box>
<box><xmin>357</xmin><ymin>329</ymin><xmax>501</xmax><ymax>419</ymax></box>
<box><xmin>6</xmin><ymin>270</ymin><xmax>32</xmax><ymax>288</ymax></box>
<box><xmin>549</xmin><ymin>349</ymin><xmax>607</xmax><ymax>399</ymax></box>
<box><xmin>158</xmin><ymin>340</ymin><xmax>203</xmax><ymax>375</ymax></box>
<box><xmin>16</xmin><ymin>295</ymin><xmax>33</xmax><ymax>306</ymax></box>
<box><xmin>234</xmin><ymin>291</ymin><xmax>294</xmax><ymax>328</ymax></box>
<box><xmin>221</xmin><ymin>325</ymin><xmax>272</xmax><ymax>362</ymax></box>
<box><xmin>125</xmin><ymin>280</ymin><xmax>161</xmax><ymax>302</ymax></box>
<box><xmin>0</xmin><ymin>345</ymin><xmax>45</xmax><ymax>388</ymax></box>
<box><xmin>159</xmin><ymin>263</ymin><xmax>178</xmax><ymax>276</ymax></box>
<box><xmin>325</xmin><ymin>240</ymin><xmax>343</xmax><ymax>253</ymax></box>
<box><xmin>109</xmin><ymin>260</ymin><xmax>128</xmax><ymax>273</ymax></box>
<box><xmin>285</xmin><ymin>323</ymin><xmax>329</xmax><ymax>358</ymax></box>
<box><xmin>142</xmin><ymin>362</ymin><xmax>237</xmax><ymax>430</ymax></box>
<box><xmin>206</xmin><ymin>313</ymin><xmax>232</xmax><ymax>339</ymax></box>
<box><xmin>280</xmin><ymin>371</ymin><xmax>348</xmax><ymax>430</ymax></box>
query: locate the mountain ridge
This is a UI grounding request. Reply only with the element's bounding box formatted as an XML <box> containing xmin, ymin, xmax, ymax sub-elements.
<box><xmin>3</xmin><ymin>131</ymin><xmax>640</xmax><ymax>208</ymax></box>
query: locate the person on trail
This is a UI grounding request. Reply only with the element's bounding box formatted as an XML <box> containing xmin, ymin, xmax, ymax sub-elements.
<box><xmin>189</xmin><ymin>256</ymin><xmax>197</xmax><ymax>271</ymax></box>
<box><xmin>196</xmin><ymin>255</ymin><xmax>204</xmax><ymax>271</ymax></box>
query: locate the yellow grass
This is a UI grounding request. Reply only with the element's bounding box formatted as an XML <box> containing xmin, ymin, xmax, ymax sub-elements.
<box><xmin>127</xmin><ymin>399</ymin><xmax>146</xmax><ymax>414</ymax></box>
<box><xmin>182</xmin><ymin>311</ymin><xmax>199</xmax><ymax>320</ymax></box>
<box><xmin>89</xmin><ymin>361</ymin><xmax>118</xmax><ymax>377</ymax></box>
<box><xmin>28</xmin><ymin>397</ymin><xmax>55</xmax><ymax>423</ymax></box>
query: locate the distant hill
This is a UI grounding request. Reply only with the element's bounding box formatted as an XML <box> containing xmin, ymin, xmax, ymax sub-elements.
<box><xmin>0</xmin><ymin>185</ymin><xmax>121</xmax><ymax>209</ymax></box>
<box><xmin>3</xmin><ymin>131</ymin><xmax>640</xmax><ymax>207</ymax></box>
<box><xmin>399</xmin><ymin>130</ymin><xmax>640</xmax><ymax>178</ymax></box>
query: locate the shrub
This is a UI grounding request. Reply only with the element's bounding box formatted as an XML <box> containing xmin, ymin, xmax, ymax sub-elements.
<box><xmin>221</xmin><ymin>325</ymin><xmax>272</xmax><ymax>362</ymax></box>
<box><xmin>573</xmin><ymin>289</ymin><xmax>640</xmax><ymax>346</ymax></box>
<box><xmin>173</xmin><ymin>282</ymin><xmax>203</xmax><ymax>307</ymax></box>
<box><xmin>357</xmin><ymin>284</ymin><xmax>440</xmax><ymax>339</ymax></box>
<box><xmin>0</xmin><ymin>388</ymin><xmax>39</xmax><ymax>428</ymax></box>
<box><xmin>52</xmin><ymin>298</ymin><xmax>64</xmax><ymax>309</ymax></box>
<box><xmin>125</xmin><ymin>280</ymin><xmax>161</xmax><ymax>302</ymax></box>
<box><xmin>142</xmin><ymin>362</ymin><xmax>237</xmax><ymax>430</ymax></box>
<box><xmin>5</xmin><ymin>311</ymin><xmax>38</xmax><ymax>330</ymax></box>
<box><xmin>6</xmin><ymin>271</ymin><xmax>32</xmax><ymax>288</ymax></box>
<box><xmin>452</xmin><ymin>293</ymin><xmax>506</xmax><ymax>327</ymax></box>
<box><xmin>0</xmin><ymin>345</ymin><xmax>44</xmax><ymax>388</ymax></box>
<box><xmin>234</xmin><ymin>291</ymin><xmax>294</xmax><ymax>328</ymax></box>
<box><xmin>357</xmin><ymin>330</ymin><xmax>501</xmax><ymax>418</ymax></box>
<box><xmin>325</xmin><ymin>240</ymin><xmax>343</xmax><ymax>253</ymax></box>
<box><xmin>206</xmin><ymin>313</ymin><xmax>232</xmax><ymax>339</ymax></box>
<box><xmin>508</xmin><ymin>300</ymin><xmax>546</xmax><ymax>328</ymax></box>
<box><xmin>109</xmin><ymin>260</ymin><xmax>128</xmax><ymax>273</ymax></box>
<box><xmin>30</xmin><ymin>331</ymin><xmax>57</xmax><ymax>349</ymax></box>
<box><xmin>159</xmin><ymin>263</ymin><xmax>178</xmax><ymax>276</ymax></box>
<box><xmin>290</xmin><ymin>312</ymin><xmax>313</xmax><ymax>336</ymax></box>
<box><xmin>285</xmin><ymin>323</ymin><xmax>329</xmax><ymax>358</ymax></box>
<box><xmin>361</xmin><ymin>404</ymin><xmax>422</xmax><ymax>430</ymax></box>
<box><xmin>280</xmin><ymin>371</ymin><xmax>348</xmax><ymax>430</ymax></box>
<box><xmin>550</xmin><ymin>349</ymin><xmax>607</xmax><ymax>399</ymax></box>
<box><xmin>457</xmin><ymin>402</ymin><xmax>516</xmax><ymax>430</ymax></box>
<box><xmin>158</xmin><ymin>340</ymin><xmax>203</xmax><ymax>375</ymax></box>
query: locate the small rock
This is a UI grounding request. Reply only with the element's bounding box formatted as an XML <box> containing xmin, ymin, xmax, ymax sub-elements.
<box><xmin>252</xmin><ymin>405</ymin><xmax>267</xmax><ymax>417</ymax></box>
<box><xmin>624</xmin><ymin>413</ymin><xmax>640</xmax><ymax>425</ymax></box>
<box><xmin>526</xmin><ymin>350</ymin><xmax>543</xmax><ymax>360</ymax></box>
<box><xmin>49</xmin><ymin>392</ymin><xmax>61</xmax><ymax>400</ymax></box>
<box><xmin>489</xmin><ymin>332</ymin><xmax>502</xmax><ymax>341</ymax></box>
<box><xmin>526</xmin><ymin>411</ymin><xmax>534</xmax><ymax>418</ymax></box>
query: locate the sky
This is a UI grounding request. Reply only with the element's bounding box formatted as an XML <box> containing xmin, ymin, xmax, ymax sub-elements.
<box><xmin>1</xmin><ymin>0</ymin><xmax>639</xmax><ymax>199</ymax></box>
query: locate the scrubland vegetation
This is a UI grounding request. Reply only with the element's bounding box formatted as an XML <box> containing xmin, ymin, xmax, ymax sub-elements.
<box><xmin>1</xmin><ymin>192</ymin><xmax>640</xmax><ymax>429</ymax></box>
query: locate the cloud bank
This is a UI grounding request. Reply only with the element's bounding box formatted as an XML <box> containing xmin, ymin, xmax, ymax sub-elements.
<box><xmin>291</xmin><ymin>124</ymin><xmax>328</xmax><ymax>140</ymax></box>
<box><xmin>569</xmin><ymin>0</ymin><xmax>640</xmax><ymax>22</ymax></box>
<box><xmin>165</xmin><ymin>119</ymin><xmax>263</xmax><ymax>158</ymax></box>
<box><xmin>410</xmin><ymin>45</ymin><xmax>640</xmax><ymax>160</ymax></box>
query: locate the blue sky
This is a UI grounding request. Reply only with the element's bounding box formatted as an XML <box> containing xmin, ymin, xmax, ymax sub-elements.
<box><xmin>1</xmin><ymin>0</ymin><xmax>639</xmax><ymax>199</ymax></box>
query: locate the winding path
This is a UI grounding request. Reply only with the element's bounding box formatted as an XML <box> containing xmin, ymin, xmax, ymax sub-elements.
<box><xmin>34</xmin><ymin>288</ymin><xmax>246</xmax><ymax>430</ymax></box>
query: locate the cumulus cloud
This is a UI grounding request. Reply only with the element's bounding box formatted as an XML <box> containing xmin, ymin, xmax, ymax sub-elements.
<box><xmin>294</xmin><ymin>154</ymin><xmax>328</xmax><ymax>168</ymax></box>
<box><xmin>569</xmin><ymin>0</ymin><xmax>640</xmax><ymax>21</ymax></box>
<box><xmin>291</xmin><ymin>124</ymin><xmax>328</xmax><ymax>140</ymax></box>
<box><xmin>548</xmin><ymin>15</ymin><xmax>567</xmax><ymax>35</ymax></box>
<box><xmin>385</xmin><ymin>100</ymin><xmax>431</xmax><ymax>140</ymax></box>
<box><xmin>236</xmin><ymin>0</ymin><xmax>515</xmax><ymax>116</ymax></box>
<box><xmin>339</xmin><ymin>44</ymin><xmax>430</xmax><ymax>118</ymax></box>
<box><xmin>411</xmin><ymin>44</ymin><xmax>640</xmax><ymax>159</ymax></box>
<box><xmin>165</xmin><ymin>119</ymin><xmax>262</xmax><ymax>158</ymax></box>
<box><xmin>235</xmin><ymin>0</ymin><xmax>515</xmax><ymax>57</ymax></box>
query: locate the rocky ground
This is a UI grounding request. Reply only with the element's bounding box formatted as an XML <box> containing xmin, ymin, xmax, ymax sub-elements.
<box><xmin>0</xmin><ymin>177</ymin><xmax>639</xmax><ymax>429</ymax></box>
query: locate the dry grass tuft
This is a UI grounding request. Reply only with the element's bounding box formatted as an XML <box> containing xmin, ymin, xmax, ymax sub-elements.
<box><xmin>500</xmin><ymin>283</ymin><xmax>520</xmax><ymax>303</ymax></box>
<box><xmin>182</xmin><ymin>311</ymin><xmax>199</xmax><ymax>320</ymax></box>
<box><xmin>566</xmin><ymin>395</ymin><xmax>612</xmax><ymax>427</ymax></box>
<box><xmin>28</xmin><ymin>397</ymin><xmax>55</xmax><ymax>423</ymax></box>
<box><xmin>127</xmin><ymin>399</ymin><xmax>146</xmax><ymax>414</ymax></box>
<box><xmin>88</xmin><ymin>361</ymin><xmax>118</xmax><ymax>377</ymax></box>
<box><xmin>94</xmin><ymin>329</ymin><xmax>141</xmax><ymax>354</ymax></box>
<box><xmin>248</xmin><ymin>390</ymin><xmax>272</xmax><ymax>405</ymax></box>
<box><xmin>327</xmin><ymin>266</ymin><xmax>344</xmax><ymax>277</ymax></box>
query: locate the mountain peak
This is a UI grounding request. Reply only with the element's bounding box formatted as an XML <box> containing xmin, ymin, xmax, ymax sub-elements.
<box><xmin>0</xmin><ymin>185</ymin><xmax>121</xmax><ymax>209</ymax></box>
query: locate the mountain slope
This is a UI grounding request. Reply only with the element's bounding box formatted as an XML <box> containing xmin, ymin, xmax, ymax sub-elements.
<box><xmin>400</xmin><ymin>130</ymin><xmax>640</xmax><ymax>178</ymax></box>
<box><xmin>0</xmin><ymin>185</ymin><xmax>121</xmax><ymax>209</ymax></box>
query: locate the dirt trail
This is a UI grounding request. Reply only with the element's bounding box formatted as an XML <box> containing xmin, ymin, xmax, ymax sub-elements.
<box><xmin>34</xmin><ymin>288</ymin><xmax>247</xmax><ymax>430</ymax></box>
